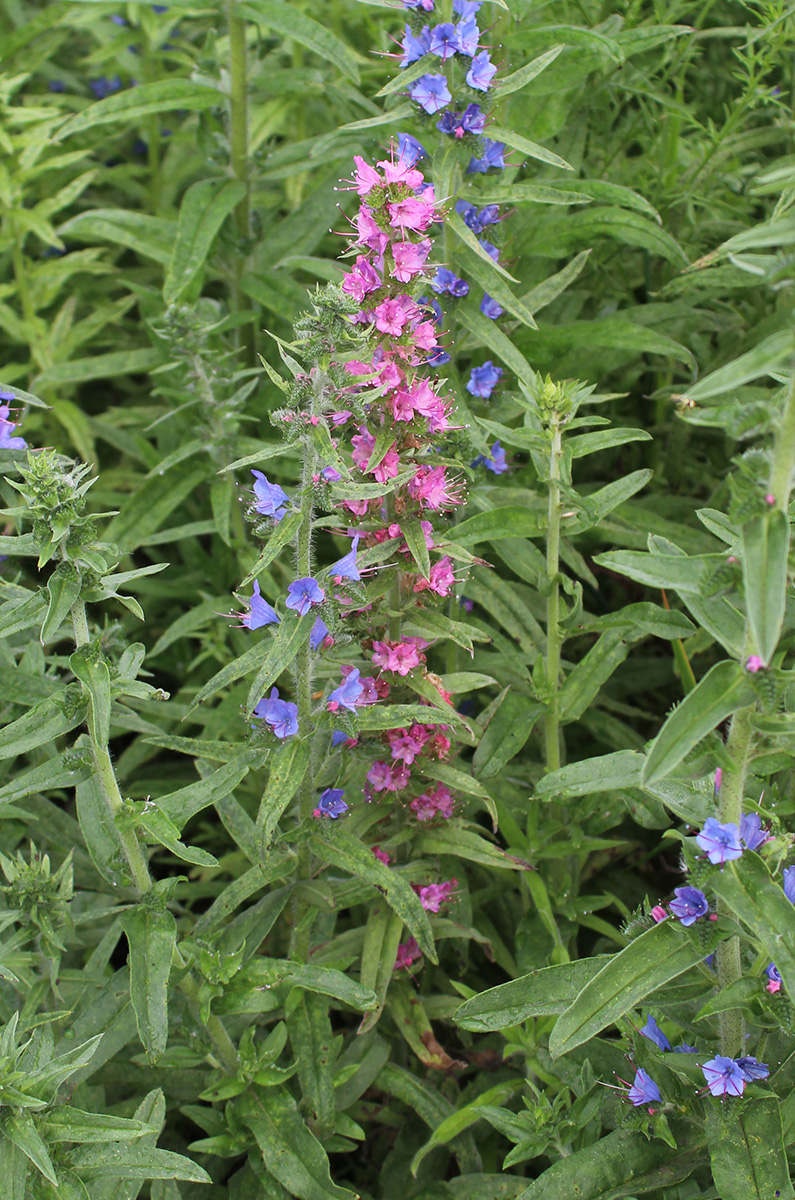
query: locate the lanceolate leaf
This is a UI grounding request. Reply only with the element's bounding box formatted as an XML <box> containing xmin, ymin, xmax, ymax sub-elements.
<box><xmin>257</xmin><ymin>737</ymin><xmax>311</xmax><ymax>850</ymax></box>
<box><xmin>548</xmin><ymin>919</ymin><xmax>726</xmax><ymax>1057</ymax></box>
<box><xmin>455</xmin><ymin>958</ymin><xmax>610</xmax><ymax>1031</ymax></box>
<box><xmin>706</xmin><ymin>1099</ymin><xmax>794</xmax><ymax>1200</ymax></box>
<box><xmin>642</xmin><ymin>660</ymin><xmax>754</xmax><ymax>785</ymax></box>
<box><xmin>238</xmin><ymin>1089</ymin><xmax>357</xmax><ymax>1200</ymax></box>
<box><xmin>57</xmin><ymin>80</ymin><xmax>222</xmax><ymax>139</ymax></box>
<box><xmin>163</xmin><ymin>179</ymin><xmax>246</xmax><ymax>304</ymax></box>
<box><xmin>119</xmin><ymin>907</ymin><xmax>177</xmax><ymax>1064</ymax></box>
<box><xmin>709</xmin><ymin>854</ymin><xmax>795</xmax><ymax>998</ymax></box>
<box><xmin>741</xmin><ymin>509</ymin><xmax>789</xmax><ymax>665</ymax></box>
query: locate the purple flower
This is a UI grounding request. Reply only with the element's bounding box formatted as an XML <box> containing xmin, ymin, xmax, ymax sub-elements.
<box><xmin>702</xmin><ymin>1056</ymin><xmax>745</xmax><ymax>1097</ymax></box>
<box><xmin>479</xmin><ymin>239</ymin><xmax>499</xmax><ymax>261</ymax></box>
<box><xmin>0</xmin><ymin>404</ymin><xmax>26</xmax><ymax>450</ymax></box>
<box><xmin>152</xmin><ymin>4</ymin><xmax>169</xmax><ymax>10</ymax></box>
<box><xmin>110</xmin><ymin>14</ymin><xmax>128</xmax><ymax>25</ymax></box>
<box><xmin>400</xmin><ymin>23</ymin><xmax>431</xmax><ymax>66</ymax></box>
<box><xmin>480</xmin><ymin>293</ymin><xmax>503</xmax><ymax>320</ymax></box>
<box><xmin>314</xmin><ymin>788</ymin><xmax>348</xmax><ymax>819</ymax></box>
<box><xmin>285</xmin><ymin>577</ymin><xmax>325</xmax><ymax>615</ymax></box>
<box><xmin>736</xmin><ymin>1056</ymin><xmax>769</xmax><ymax>1082</ymax></box>
<box><xmin>331</xmin><ymin>730</ymin><xmax>349</xmax><ymax>748</ymax></box>
<box><xmin>89</xmin><ymin>75</ymin><xmax>122</xmax><ymax>99</ymax></box>
<box><xmin>427</xmin><ymin>348</ymin><xmax>451</xmax><ymax>367</ymax></box>
<box><xmin>696</xmin><ymin>817</ymin><xmax>743</xmax><ymax>866</ymax></box>
<box><xmin>409</xmin><ymin>74</ymin><xmax>452</xmax><ymax>115</ymax></box>
<box><xmin>397</xmin><ymin>132</ymin><xmax>427</xmax><ymax>165</ymax></box>
<box><xmin>765</xmin><ymin>963</ymin><xmax>782</xmax><ymax>992</ymax></box>
<box><xmin>745</xmin><ymin>654</ymin><xmax>764</xmax><ymax>672</ymax></box>
<box><xmin>320</xmin><ymin>465</ymin><xmax>341</xmax><ymax>482</ymax></box>
<box><xmin>251</xmin><ymin>470</ymin><xmax>290</xmax><ymax>520</ymax></box>
<box><xmin>627</xmin><ymin>1068</ymin><xmax>661</xmax><ymax>1106</ymax></box>
<box><xmin>674</xmin><ymin>1043</ymin><xmax>697</xmax><ymax>1053</ymax></box>
<box><xmin>327</xmin><ymin>668</ymin><xmax>364</xmax><ymax>713</ymax></box>
<box><xmin>404</xmin><ymin>0</ymin><xmax>434</xmax><ymax>8</ymax></box>
<box><xmin>739</xmin><ymin>812</ymin><xmax>770</xmax><ymax>851</ymax></box>
<box><xmin>467</xmin><ymin>48</ymin><xmax>497</xmax><ymax>91</ymax></box>
<box><xmin>473</xmin><ymin>441</ymin><xmax>508</xmax><ymax>475</ymax></box>
<box><xmin>467</xmin><ymin>360</ymin><xmax>502</xmax><ymax>398</ymax></box>
<box><xmin>784</xmin><ymin>866</ymin><xmax>795</xmax><ymax>902</ymax></box>
<box><xmin>329</xmin><ymin>535</ymin><xmax>361</xmax><ymax>582</ymax></box>
<box><xmin>431</xmin><ymin>268</ymin><xmax>469</xmax><ymax>297</ymax></box>
<box><xmin>467</xmin><ymin>139</ymin><xmax>506</xmax><ymax>173</ymax></box>
<box><xmin>429</xmin><ymin>22</ymin><xmax>461</xmax><ymax>59</ymax></box>
<box><xmin>669</xmin><ymin>886</ymin><xmax>708</xmax><ymax>926</ymax></box>
<box><xmin>48</xmin><ymin>80</ymin><xmax>66</xmax><ymax>92</ymax></box>
<box><xmin>454</xmin><ymin>0</ymin><xmax>482</xmax><ymax>13</ymax></box>
<box><xmin>241</xmin><ymin>580</ymin><xmax>280</xmax><ymax>630</ymax></box>
<box><xmin>253</xmin><ymin>687</ymin><xmax>298</xmax><ymax>739</ymax></box>
<box><xmin>461</xmin><ymin>103</ymin><xmax>486</xmax><ymax>135</ymax></box>
<box><xmin>456</xmin><ymin>15</ymin><xmax>480</xmax><ymax>56</ymax></box>
<box><xmin>310</xmin><ymin>617</ymin><xmax>331</xmax><ymax>652</ymax></box>
<box><xmin>640</xmin><ymin>1015</ymin><xmax>671</xmax><ymax>1052</ymax></box>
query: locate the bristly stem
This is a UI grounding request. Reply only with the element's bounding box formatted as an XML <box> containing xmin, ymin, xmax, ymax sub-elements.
<box><xmin>544</xmin><ymin>422</ymin><xmax>563</xmax><ymax>773</ymax></box>
<box><xmin>227</xmin><ymin>0</ymin><xmax>256</xmax><ymax>368</ymax></box>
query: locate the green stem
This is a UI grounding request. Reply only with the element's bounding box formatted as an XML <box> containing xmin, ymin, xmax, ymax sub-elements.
<box><xmin>227</xmin><ymin>0</ymin><xmax>256</xmax><ymax>367</ymax></box>
<box><xmin>770</xmin><ymin>369</ymin><xmax>795</xmax><ymax>509</ymax></box>
<box><xmin>544</xmin><ymin>424</ymin><xmax>563</xmax><ymax>773</ymax></box>
<box><xmin>178</xmin><ymin>971</ymin><xmax>239</xmax><ymax>1073</ymax></box>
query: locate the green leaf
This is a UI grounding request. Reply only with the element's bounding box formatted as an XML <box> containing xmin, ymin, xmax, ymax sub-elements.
<box><xmin>449</xmin><ymin>506</ymin><xmax>545</xmax><ymax>546</ymax></box>
<box><xmin>158</xmin><ymin>755</ymin><xmax>256</xmax><ymax>827</ymax></box>
<box><xmin>548</xmin><ymin>919</ymin><xmax>725</xmax><ymax>1057</ymax></box>
<box><xmin>257</xmin><ymin>738</ymin><xmax>311</xmax><ymax>850</ymax></box>
<box><xmin>0</xmin><ymin>380</ymin><xmax>49</xmax><ymax>410</ymax></box>
<box><xmin>240</xmin><ymin>511</ymin><xmax>303</xmax><ymax>586</ymax></box>
<box><xmin>0</xmin><ymin>697</ymin><xmax>83</xmax><ymax>762</ymax></box>
<box><xmin>742</xmin><ymin>510</ymin><xmax>789</xmax><ymax>665</ymax></box>
<box><xmin>58</xmin><ymin>210</ymin><xmax>176</xmax><ymax>266</ymax></box>
<box><xmin>495</xmin><ymin>45</ymin><xmax>564</xmax><ymax>96</ymax></box>
<box><xmin>488</xmin><ymin>124</ymin><xmax>573</xmax><ymax>171</ymax></box>
<box><xmin>70</xmin><ymin>653</ymin><xmax>111</xmax><ymax>747</ymax></box>
<box><xmin>455</xmin><ymin>958</ymin><xmax>609</xmax><ymax>1031</ymax></box>
<box><xmin>56</xmin><ymin>80</ymin><xmax>222</xmax><ymax>139</ymax></box>
<box><xmin>455</xmin><ymin>306</ymin><xmax>537</xmax><ymax>389</ymax></box>
<box><xmin>473</xmin><ymin>692</ymin><xmax>544</xmax><ymax>779</ymax></box>
<box><xmin>706</xmin><ymin>1099</ymin><xmax>793</xmax><ymax>1200</ymax></box>
<box><xmin>119</xmin><ymin>907</ymin><xmax>177</xmax><ymax>1064</ymax></box>
<box><xmin>559</xmin><ymin>631</ymin><xmax>629</xmax><ymax>723</ymax></box>
<box><xmin>67</xmin><ymin>1143</ymin><xmax>210</xmax><ymax>1185</ymax></box>
<box><xmin>642</xmin><ymin>660</ymin><xmax>754</xmax><ymax>785</ymax></box>
<box><xmin>309</xmin><ymin>830</ymin><xmax>437</xmax><ymax>963</ymax></box>
<box><xmin>446</xmin><ymin>209</ymin><xmax>519</xmax><ymax>284</ymax></box>
<box><xmin>104</xmin><ymin>460</ymin><xmax>207</xmax><ymax>551</ymax></box>
<box><xmin>710</xmin><ymin>853</ymin><xmax>795</xmax><ymax>998</ymax></box>
<box><xmin>163</xmin><ymin>179</ymin><xmax>246</xmax><ymax>305</ymax></box>
<box><xmin>411</xmin><ymin>1081</ymin><xmax>523</xmax><ymax>1176</ymax></box>
<box><xmin>241</xmin><ymin>0</ymin><xmax>361</xmax><ymax>82</ymax></box>
<box><xmin>400</xmin><ymin>515</ymin><xmax>431</xmax><ymax>579</ymax></box>
<box><xmin>681</xmin><ymin>330</ymin><xmax>794</xmax><ymax>401</ymax></box>
<box><xmin>415</xmin><ymin>824</ymin><xmax>531</xmax><ymax>872</ymax></box>
<box><xmin>33</xmin><ymin>348</ymin><xmax>165</xmax><ymax>390</ymax></box>
<box><xmin>246</xmin><ymin>958</ymin><xmax>377</xmax><ymax>1011</ymax></box>
<box><xmin>567</xmin><ymin>427</ymin><xmax>652</xmax><ymax>457</ymax></box>
<box><xmin>4</xmin><ymin>1110</ymin><xmax>58</xmax><ymax>1186</ymax></box>
<box><xmin>42</xmin><ymin>1109</ymin><xmax>150</xmax><ymax>1144</ymax></box>
<box><xmin>238</xmin><ymin>1089</ymin><xmax>356</xmax><ymax>1200</ymax></box>
<box><xmin>528</xmin><ymin>206</ymin><xmax>688</xmax><ymax>265</ymax></box>
<box><xmin>76</xmin><ymin>771</ymin><xmax>126</xmax><ymax>886</ymax></box>
<box><xmin>187</xmin><ymin>610</ymin><xmax>312</xmax><ymax>713</ymax></box>
<box><xmin>245</xmin><ymin>611</ymin><xmax>316</xmax><ymax>715</ymax></box>
<box><xmin>536</xmin><ymin>751</ymin><xmax>643</xmax><ymax>799</ymax></box>
<box><xmin>594</xmin><ymin>549</ymin><xmax>726</xmax><ymax>594</ymax></box>
<box><xmin>358</xmin><ymin>903</ymin><xmax>404</xmax><ymax>1035</ymax></box>
<box><xmin>41</xmin><ymin>561</ymin><xmax>81</xmax><ymax>643</ymax></box>
<box><xmin>287</xmin><ymin>993</ymin><xmax>335</xmax><ymax>1138</ymax></box>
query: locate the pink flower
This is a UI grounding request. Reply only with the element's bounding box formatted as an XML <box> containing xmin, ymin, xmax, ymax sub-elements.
<box><xmin>372</xmin><ymin>446</ymin><xmax>400</xmax><ymax>483</ymax></box>
<box><xmin>372</xmin><ymin>638</ymin><xmax>428</xmax><ymax>675</ymax></box>
<box><xmin>372</xmin><ymin>845</ymin><xmax>391</xmax><ymax>865</ymax></box>
<box><xmin>367</xmin><ymin>760</ymin><xmax>411</xmax><ymax>792</ymax></box>
<box><xmin>379</xmin><ymin>157</ymin><xmax>424</xmax><ymax>188</ymax></box>
<box><xmin>392</xmin><ymin>239</ymin><xmax>431</xmax><ymax>281</ymax></box>
<box><xmin>410</xmin><ymin>320</ymin><xmax>439</xmax><ymax>351</ymax></box>
<box><xmin>408</xmin><ymin>465</ymin><xmax>463</xmax><ymax>511</ymax></box>
<box><xmin>330</xmin><ymin>409</ymin><xmax>353</xmax><ymax>425</ymax></box>
<box><xmin>342</xmin><ymin>255</ymin><xmax>382</xmax><ymax>301</ymax></box>
<box><xmin>351</xmin><ymin>428</ymin><xmax>375</xmax><ymax>469</ymax></box>
<box><xmin>410</xmin><ymin>785</ymin><xmax>455</xmax><ymax>821</ymax></box>
<box><xmin>394</xmin><ymin>938</ymin><xmax>422</xmax><ymax>970</ymax></box>
<box><xmin>426</xmin><ymin>730</ymin><xmax>452</xmax><ymax>759</ymax></box>
<box><xmin>650</xmin><ymin>906</ymin><xmax>668</xmax><ymax>923</ymax></box>
<box><xmin>352</xmin><ymin>155</ymin><xmax>382</xmax><ymax>196</ymax></box>
<box><xmin>341</xmin><ymin>498</ymin><xmax>371</xmax><ymax>516</ymax></box>
<box><xmin>355</xmin><ymin>205</ymin><xmax>388</xmax><ymax>256</ymax></box>
<box><xmin>375</xmin><ymin>298</ymin><xmax>410</xmax><ymax>335</ymax></box>
<box><xmin>386</xmin><ymin>724</ymin><xmax>430</xmax><ymax>764</ymax></box>
<box><xmin>414</xmin><ymin>556</ymin><xmax>456</xmax><ymax>597</ymax></box>
<box><xmin>388</xmin><ymin>191</ymin><xmax>437</xmax><ymax>232</ymax></box>
<box><xmin>414</xmin><ymin>878</ymin><xmax>458</xmax><ymax>913</ymax></box>
<box><xmin>746</xmin><ymin>655</ymin><xmax>764</xmax><ymax>673</ymax></box>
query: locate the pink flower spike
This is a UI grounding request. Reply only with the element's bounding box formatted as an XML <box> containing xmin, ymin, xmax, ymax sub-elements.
<box><xmin>372</xmin><ymin>638</ymin><xmax>428</xmax><ymax>675</ymax></box>
<box><xmin>413</xmin><ymin>556</ymin><xmax>456</xmax><ymax>598</ymax></box>
<box><xmin>378</xmin><ymin>157</ymin><xmax>424</xmax><ymax>188</ymax></box>
<box><xmin>352</xmin><ymin>155</ymin><xmax>382</xmax><ymax>196</ymax></box>
<box><xmin>392</xmin><ymin>239</ymin><xmax>432</xmax><ymax>282</ymax></box>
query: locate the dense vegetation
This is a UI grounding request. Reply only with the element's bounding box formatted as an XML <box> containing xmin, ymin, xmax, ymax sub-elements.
<box><xmin>1</xmin><ymin>0</ymin><xmax>795</xmax><ymax>1197</ymax></box>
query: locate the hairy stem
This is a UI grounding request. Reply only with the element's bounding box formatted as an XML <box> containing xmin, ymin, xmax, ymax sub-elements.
<box><xmin>227</xmin><ymin>0</ymin><xmax>256</xmax><ymax>367</ymax></box>
<box><xmin>178</xmin><ymin>971</ymin><xmax>240</xmax><ymax>1073</ymax></box>
<box><xmin>544</xmin><ymin>424</ymin><xmax>563</xmax><ymax>773</ymax></box>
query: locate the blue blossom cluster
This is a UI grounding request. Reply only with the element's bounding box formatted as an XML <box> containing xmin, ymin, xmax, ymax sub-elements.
<box><xmin>631</xmin><ymin>1011</ymin><xmax>770</xmax><ymax>1105</ymax></box>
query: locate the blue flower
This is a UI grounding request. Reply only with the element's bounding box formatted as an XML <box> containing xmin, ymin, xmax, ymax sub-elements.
<box><xmin>427</xmin><ymin>348</ymin><xmax>451</xmax><ymax>367</ymax></box>
<box><xmin>471</xmin><ymin>441</ymin><xmax>508</xmax><ymax>475</ymax></box>
<box><xmin>90</xmin><ymin>75</ymin><xmax>123</xmax><ymax>99</ymax></box>
<box><xmin>0</xmin><ymin>398</ymin><xmax>26</xmax><ymax>450</ymax></box>
<box><xmin>765</xmin><ymin>962</ymin><xmax>782</xmax><ymax>989</ymax></box>
<box><xmin>456</xmin><ymin>15</ymin><xmax>480</xmax><ymax>56</ymax></box>
<box><xmin>438</xmin><ymin>103</ymin><xmax>485</xmax><ymax>138</ymax></box>
<box><xmin>467</xmin><ymin>139</ymin><xmax>507</xmax><ymax>173</ymax></box>
<box><xmin>285</xmin><ymin>577</ymin><xmax>325</xmax><ymax>615</ymax></box>
<box><xmin>152</xmin><ymin>3</ymin><xmax>169</xmax><ymax>10</ymax></box>
<box><xmin>397</xmin><ymin>132</ymin><xmax>427</xmax><ymax>165</ymax></box>
<box><xmin>404</xmin><ymin>0</ymin><xmax>434</xmax><ymax>8</ymax></box>
<box><xmin>480</xmin><ymin>293</ymin><xmax>504</xmax><ymax>320</ymax></box>
<box><xmin>739</xmin><ymin>811</ymin><xmax>770</xmax><ymax>850</ymax></box>
<box><xmin>467</xmin><ymin>360</ymin><xmax>502</xmax><ymax>398</ymax></box>
<box><xmin>736</xmin><ymin>1056</ymin><xmax>769</xmax><ymax>1082</ymax></box>
<box><xmin>409</xmin><ymin>74</ymin><xmax>452</xmax><ymax>115</ymax></box>
<box><xmin>400</xmin><ymin>23</ymin><xmax>431</xmax><ymax>67</ymax></box>
<box><xmin>429</xmin><ymin>22</ymin><xmax>461</xmax><ymax>60</ymax></box>
<box><xmin>479</xmin><ymin>238</ymin><xmax>499</xmax><ymax>261</ymax></box>
<box><xmin>696</xmin><ymin>817</ymin><xmax>743</xmax><ymax>866</ymax></box>
<box><xmin>453</xmin><ymin>0</ymin><xmax>482</xmax><ymax>16</ymax></box>
<box><xmin>331</xmin><ymin>730</ymin><xmax>349</xmax><ymax>748</ymax></box>
<box><xmin>253</xmin><ymin>688</ymin><xmax>298</xmax><ymax>739</ymax></box>
<box><xmin>627</xmin><ymin>1068</ymin><xmax>661</xmax><ymax>1106</ymax></box>
<box><xmin>668</xmin><ymin>886</ymin><xmax>708</xmax><ymax>926</ymax></box>
<box><xmin>783</xmin><ymin>865</ymin><xmax>795</xmax><ymax>902</ymax></box>
<box><xmin>674</xmin><ymin>1043</ymin><xmax>697</xmax><ymax>1053</ymax></box>
<box><xmin>327</xmin><ymin>668</ymin><xmax>364</xmax><ymax>712</ymax></box>
<box><xmin>467</xmin><ymin>48</ymin><xmax>497</xmax><ymax>91</ymax></box>
<box><xmin>251</xmin><ymin>470</ymin><xmax>290</xmax><ymax>520</ymax></box>
<box><xmin>640</xmin><ymin>1014</ymin><xmax>671</xmax><ymax>1052</ymax></box>
<box><xmin>431</xmin><ymin>268</ymin><xmax>469</xmax><ymax>297</ymax></box>
<box><xmin>48</xmin><ymin>80</ymin><xmax>66</xmax><ymax>93</ymax></box>
<box><xmin>241</xmin><ymin>580</ymin><xmax>280</xmax><ymax>630</ymax></box>
<box><xmin>329</xmin><ymin>535</ymin><xmax>361</xmax><ymax>582</ymax></box>
<box><xmin>702</xmin><ymin>1056</ymin><xmax>745</xmax><ymax>1097</ymax></box>
<box><xmin>110</xmin><ymin>14</ymin><xmax>129</xmax><ymax>25</ymax></box>
<box><xmin>314</xmin><ymin>788</ymin><xmax>348</xmax><ymax>818</ymax></box>
<box><xmin>310</xmin><ymin>616</ymin><xmax>331</xmax><ymax>652</ymax></box>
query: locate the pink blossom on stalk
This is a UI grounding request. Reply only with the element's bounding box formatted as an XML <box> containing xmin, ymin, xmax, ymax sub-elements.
<box><xmin>372</xmin><ymin>446</ymin><xmax>401</xmax><ymax>483</ymax></box>
<box><xmin>650</xmin><ymin>906</ymin><xmax>668</xmax><ymax>923</ymax></box>
<box><xmin>392</xmin><ymin>239</ymin><xmax>432</xmax><ymax>281</ymax></box>
<box><xmin>372</xmin><ymin>638</ymin><xmax>428</xmax><ymax>675</ymax></box>
<box><xmin>352</xmin><ymin>155</ymin><xmax>382</xmax><ymax>195</ymax></box>
<box><xmin>372</xmin><ymin>845</ymin><xmax>391</xmax><ymax>865</ymax></box>
<box><xmin>367</xmin><ymin>760</ymin><xmax>411</xmax><ymax>792</ymax></box>
<box><xmin>414</xmin><ymin>879</ymin><xmax>458</xmax><ymax>912</ymax></box>
<box><xmin>394</xmin><ymin>938</ymin><xmax>422</xmax><ymax>970</ymax></box>
<box><xmin>425</xmin><ymin>729</ymin><xmax>452</xmax><ymax>759</ymax></box>
<box><xmin>410</xmin><ymin>785</ymin><xmax>455</xmax><ymax>821</ymax></box>
<box><xmin>408</xmin><ymin>465</ymin><xmax>463</xmax><ymax>510</ymax></box>
<box><xmin>745</xmin><ymin>654</ymin><xmax>764</xmax><ymax>673</ymax></box>
<box><xmin>386</xmin><ymin>724</ymin><xmax>430</xmax><ymax>764</ymax></box>
<box><xmin>342</xmin><ymin>255</ymin><xmax>382</xmax><ymax>302</ymax></box>
<box><xmin>379</xmin><ymin>156</ymin><xmax>424</xmax><ymax>188</ymax></box>
<box><xmin>388</xmin><ymin>192</ymin><xmax>438</xmax><ymax>232</ymax></box>
<box><xmin>355</xmin><ymin>205</ymin><xmax>389</xmax><ymax>256</ymax></box>
<box><xmin>375</xmin><ymin>298</ymin><xmax>411</xmax><ymax>335</ymax></box>
<box><xmin>414</xmin><ymin>556</ymin><xmax>456</xmax><ymax>597</ymax></box>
